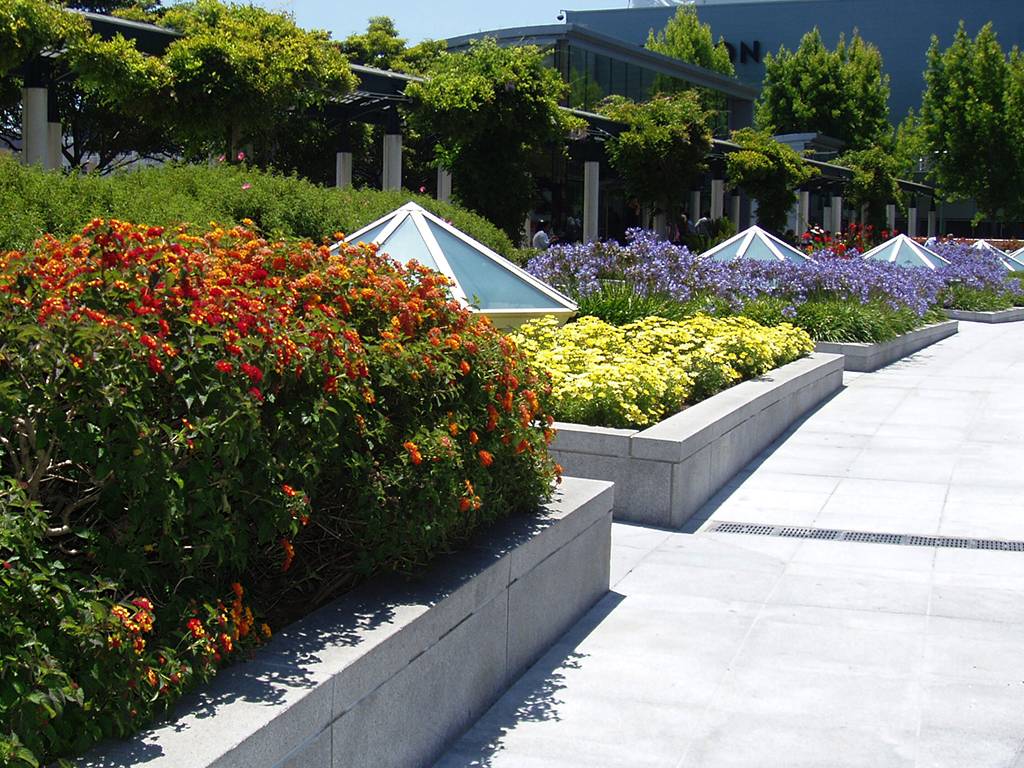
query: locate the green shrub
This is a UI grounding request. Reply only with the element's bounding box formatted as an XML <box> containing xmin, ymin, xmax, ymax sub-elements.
<box><xmin>742</xmin><ymin>296</ymin><xmax>925</xmax><ymax>343</ymax></box>
<box><xmin>0</xmin><ymin>220</ymin><xmax>556</xmax><ymax>765</ymax></box>
<box><xmin>940</xmin><ymin>283</ymin><xmax>1018</xmax><ymax>311</ymax></box>
<box><xmin>575</xmin><ymin>282</ymin><xmax>691</xmax><ymax>325</ymax></box>
<box><xmin>0</xmin><ymin>157</ymin><xmax>515</xmax><ymax>256</ymax></box>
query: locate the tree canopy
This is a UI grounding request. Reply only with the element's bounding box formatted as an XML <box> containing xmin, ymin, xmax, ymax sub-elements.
<box><xmin>406</xmin><ymin>39</ymin><xmax>583</xmax><ymax>240</ymax></box>
<box><xmin>836</xmin><ymin>145</ymin><xmax>904</xmax><ymax>227</ymax></box>
<box><xmin>756</xmin><ymin>28</ymin><xmax>890</xmax><ymax>150</ymax></box>
<box><xmin>645</xmin><ymin>6</ymin><xmax>734</xmax><ymax>76</ymax></box>
<box><xmin>339</xmin><ymin>16</ymin><xmax>445</xmax><ymax>75</ymax></box>
<box><xmin>726</xmin><ymin>127</ymin><xmax>818</xmax><ymax>233</ymax></box>
<box><xmin>919</xmin><ymin>22</ymin><xmax>1023</xmax><ymax>221</ymax></box>
<box><xmin>599</xmin><ymin>92</ymin><xmax>712</xmax><ymax>229</ymax></box>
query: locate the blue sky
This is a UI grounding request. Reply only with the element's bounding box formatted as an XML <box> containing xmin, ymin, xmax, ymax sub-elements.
<box><xmin>251</xmin><ymin>1</ymin><xmax>631</xmax><ymax>43</ymax></box>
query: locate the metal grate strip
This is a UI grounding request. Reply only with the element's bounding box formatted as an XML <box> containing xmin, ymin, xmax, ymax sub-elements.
<box><xmin>708</xmin><ymin>521</ymin><xmax>1024</xmax><ymax>552</ymax></box>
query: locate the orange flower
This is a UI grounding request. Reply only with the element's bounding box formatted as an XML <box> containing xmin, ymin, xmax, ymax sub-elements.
<box><xmin>281</xmin><ymin>538</ymin><xmax>295</xmax><ymax>572</ymax></box>
<box><xmin>281</xmin><ymin>484</ymin><xmax>297</xmax><ymax>497</ymax></box>
<box><xmin>403</xmin><ymin>440</ymin><xmax>422</xmax><ymax>465</ymax></box>
<box><xmin>231</xmin><ymin>582</ymin><xmax>244</xmax><ymax>599</ymax></box>
<box><xmin>478</xmin><ymin>450</ymin><xmax>494</xmax><ymax>467</ymax></box>
<box><xmin>459</xmin><ymin>360</ymin><xmax>471</xmax><ymax>375</ymax></box>
<box><xmin>468</xmin><ymin>430</ymin><xmax>479</xmax><ymax>445</ymax></box>
<box><xmin>458</xmin><ymin>497</ymin><xmax>471</xmax><ymax>513</ymax></box>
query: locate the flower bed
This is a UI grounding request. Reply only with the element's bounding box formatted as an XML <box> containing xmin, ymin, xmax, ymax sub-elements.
<box><xmin>513</xmin><ymin>314</ymin><xmax>814</xmax><ymax>429</ymax></box>
<box><xmin>0</xmin><ymin>221</ymin><xmax>558</xmax><ymax>766</ymax></box>
<box><xmin>526</xmin><ymin>230</ymin><xmax>944</xmax><ymax>344</ymax></box>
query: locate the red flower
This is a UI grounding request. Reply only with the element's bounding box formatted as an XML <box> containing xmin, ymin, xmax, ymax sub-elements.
<box><xmin>2</xmin><ymin>560</ymin><xmax>11</xmax><ymax>570</ymax></box>
<box><xmin>240</xmin><ymin>362</ymin><xmax>263</xmax><ymax>383</ymax></box>
<box><xmin>215</xmin><ymin>360</ymin><xmax>233</xmax><ymax>373</ymax></box>
<box><xmin>187</xmin><ymin>618</ymin><xmax>205</xmax><ymax>639</ymax></box>
<box><xmin>478</xmin><ymin>450</ymin><xmax>494</xmax><ymax>467</ymax></box>
<box><xmin>281</xmin><ymin>538</ymin><xmax>295</xmax><ymax>572</ymax></box>
<box><xmin>459</xmin><ymin>360</ymin><xmax>471</xmax><ymax>375</ymax></box>
<box><xmin>468</xmin><ymin>430</ymin><xmax>479</xmax><ymax>445</ymax></box>
<box><xmin>458</xmin><ymin>498</ymin><xmax>471</xmax><ymax>513</ymax></box>
<box><xmin>140</xmin><ymin>334</ymin><xmax>158</xmax><ymax>350</ymax></box>
<box><xmin>282</xmin><ymin>484</ymin><xmax>297</xmax><ymax>497</ymax></box>
<box><xmin>147</xmin><ymin>354</ymin><xmax>164</xmax><ymax>374</ymax></box>
<box><xmin>248</xmin><ymin>386</ymin><xmax>264</xmax><ymax>402</ymax></box>
<box><xmin>131</xmin><ymin>597</ymin><xmax>153</xmax><ymax>611</ymax></box>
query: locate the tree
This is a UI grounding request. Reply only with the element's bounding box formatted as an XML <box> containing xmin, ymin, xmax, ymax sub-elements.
<box><xmin>726</xmin><ymin>127</ymin><xmax>818</xmax><ymax>233</ymax></box>
<box><xmin>756</xmin><ymin>28</ymin><xmax>890</xmax><ymax>150</ymax></box>
<box><xmin>645</xmin><ymin>6</ymin><xmax>734</xmax><ymax>76</ymax></box>
<box><xmin>920</xmin><ymin>22</ymin><xmax>1019</xmax><ymax>222</ymax></box>
<box><xmin>339</xmin><ymin>16</ymin><xmax>444</xmax><ymax>75</ymax></box>
<box><xmin>891</xmin><ymin>108</ymin><xmax>928</xmax><ymax>180</ymax></box>
<box><xmin>406</xmin><ymin>39</ymin><xmax>584</xmax><ymax>240</ymax></box>
<box><xmin>69</xmin><ymin>0</ymin><xmax>355</xmax><ymax>161</ymax></box>
<box><xmin>598</xmin><ymin>92</ymin><xmax>712</xmax><ymax>233</ymax></box>
<box><xmin>837</xmin><ymin>145</ymin><xmax>903</xmax><ymax>228</ymax></box>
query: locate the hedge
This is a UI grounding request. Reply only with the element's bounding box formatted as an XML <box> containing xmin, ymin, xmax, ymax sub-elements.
<box><xmin>0</xmin><ymin>157</ymin><xmax>516</xmax><ymax>256</ymax></box>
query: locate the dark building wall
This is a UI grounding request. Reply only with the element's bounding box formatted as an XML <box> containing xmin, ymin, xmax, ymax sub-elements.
<box><xmin>566</xmin><ymin>0</ymin><xmax>1024</xmax><ymax>121</ymax></box>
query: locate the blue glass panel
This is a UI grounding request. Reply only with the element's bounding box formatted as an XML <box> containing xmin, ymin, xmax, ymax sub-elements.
<box><xmin>348</xmin><ymin>219</ymin><xmax>391</xmax><ymax>245</ymax></box>
<box><xmin>892</xmin><ymin>241</ymin><xmax>924</xmax><ymax>267</ymax></box>
<box><xmin>742</xmin><ymin>236</ymin><xmax>782</xmax><ymax>261</ymax></box>
<box><xmin>427</xmin><ymin>222</ymin><xmax>565</xmax><ymax>309</ymax></box>
<box><xmin>377</xmin><ymin>217</ymin><xmax>438</xmax><ymax>270</ymax></box>
<box><xmin>763</xmin><ymin>233</ymin><xmax>808</xmax><ymax>262</ymax></box>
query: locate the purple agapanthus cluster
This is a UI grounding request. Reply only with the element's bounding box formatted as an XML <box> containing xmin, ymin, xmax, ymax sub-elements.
<box><xmin>527</xmin><ymin>230</ymin><xmax>945</xmax><ymax>318</ymax></box>
<box><xmin>933</xmin><ymin>243</ymin><xmax>1011</xmax><ymax>290</ymax></box>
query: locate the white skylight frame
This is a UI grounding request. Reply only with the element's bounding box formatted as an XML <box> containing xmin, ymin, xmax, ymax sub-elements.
<box><xmin>698</xmin><ymin>225</ymin><xmax>811</xmax><ymax>263</ymax></box>
<box><xmin>861</xmin><ymin>235</ymin><xmax>950</xmax><ymax>270</ymax></box>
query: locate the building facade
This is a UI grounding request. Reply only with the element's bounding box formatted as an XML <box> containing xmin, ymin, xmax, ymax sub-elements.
<box><xmin>566</xmin><ymin>0</ymin><xmax>1024</xmax><ymax>123</ymax></box>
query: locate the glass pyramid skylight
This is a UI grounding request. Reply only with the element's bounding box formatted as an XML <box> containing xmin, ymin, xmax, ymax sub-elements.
<box><xmin>340</xmin><ymin>202</ymin><xmax>577</xmax><ymax>327</ymax></box>
<box><xmin>699</xmin><ymin>225</ymin><xmax>810</xmax><ymax>263</ymax></box>
<box><xmin>1008</xmin><ymin>247</ymin><xmax>1024</xmax><ymax>271</ymax></box>
<box><xmin>860</xmin><ymin>235</ymin><xmax>950</xmax><ymax>270</ymax></box>
<box><xmin>971</xmin><ymin>239</ymin><xmax>1005</xmax><ymax>256</ymax></box>
<box><xmin>971</xmin><ymin>239</ymin><xmax>1024</xmax><ymax>271</ymax></box>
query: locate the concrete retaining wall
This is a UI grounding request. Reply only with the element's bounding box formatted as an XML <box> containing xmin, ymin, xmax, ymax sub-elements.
<box><xmin>550</xmin><ymin>354</ymin><xmax>843</xmax><ymax>529</ymax></box>
<box><xmin>945</xmin><ymin>308</ymin><xmax>1024</xmax><ymax>323</ymax></box>
<box><xmin>79</xmin><ymin>477</ymin><xmax>614</xmax><ymax>768</ymax></box>
<box><xmin>814</xmin><ymin>320</ymin><xmax>958</xmax><ymax>372</ymax></box>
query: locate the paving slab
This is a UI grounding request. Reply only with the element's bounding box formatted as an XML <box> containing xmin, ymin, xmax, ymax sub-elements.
<box><xmin>437</xmin><ymin>323</ymin><xmax>1024</xmax><ymax>768</ymax></box>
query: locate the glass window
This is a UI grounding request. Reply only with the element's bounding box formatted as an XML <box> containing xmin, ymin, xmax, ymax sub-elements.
<box><xmin>427</xmin><ymin>222</ymin><xmax>566</xmax><ymax>309</ymax></box>
<box><xmin>742</xmin><ymin>236</ymin><xmax>781</xmax><ymax>262</ymax></box>
<box><xmin>349</xmin><ymin>219</ymin><xmax>391</xmax><ymax>245</ymax></box>
<box><xmin>378</xmin><ymin>217</ymin><xmax>438</xmax><ymax>271</ymax></box>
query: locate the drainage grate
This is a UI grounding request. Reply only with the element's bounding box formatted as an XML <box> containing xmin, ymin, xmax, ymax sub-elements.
<box><xmin>708</xmin><ymin>521</ymin><xmax>1024</xmax><ymax>552</ymax></box>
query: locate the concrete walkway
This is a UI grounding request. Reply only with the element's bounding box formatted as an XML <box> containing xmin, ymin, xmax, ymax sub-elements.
<box><xmin>437</xmin><ymin>322</ymin><xmax>1024</xmax><ymax>768</ymax></box>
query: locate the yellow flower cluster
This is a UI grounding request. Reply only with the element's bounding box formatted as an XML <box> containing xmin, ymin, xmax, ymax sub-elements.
<box><xmin>514</xmin><ymin>314</ymin><xmax>813</xmax><ymax>429</ymax></box>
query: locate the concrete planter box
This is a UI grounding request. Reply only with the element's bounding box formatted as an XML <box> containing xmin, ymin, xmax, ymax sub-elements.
<box><xmin>549</xmin><ymin>354</ymin><xmax>843</xmax><ymax>529</ymax></box>
<box><xmin>814</xmin><ymin>320</ymin><xmax>958</xmax><ymax>373</ymax></box>
<box><xmin>79</xmin><ymin>477</ymin><xmax>614</xmax><ymax>768</ymax></box>
<box><xmin>945</xmin><ymin>307</ymin><xmax>1024</xmax><ymax>323</ymax></box>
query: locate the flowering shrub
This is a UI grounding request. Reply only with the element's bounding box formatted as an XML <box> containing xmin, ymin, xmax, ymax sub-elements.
<box><xmin>514</xmin><ymin>315</ymin><xmax>812</xmax><ymax>428</ymax></box>
<box><xmin>527</xmin><ymin>229</ymin><xmax>944</xmax><ymax>340</ymax></box>
<box><xmin>0</xmin><ymin>220</ymin><xmax>557</xmax><ymax>765</ymax></box>
<box><xmin>932</xmin><ymin>243</ymin><xmax>1024</xmax><ymax>310</ymax></box>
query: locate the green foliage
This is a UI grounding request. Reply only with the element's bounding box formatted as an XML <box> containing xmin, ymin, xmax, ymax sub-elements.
<box><xmin>837</xmin><ymin>146</ymin><xmax>904</xmax><ymax>227</ymax></box>
<box><xmin>892</xmin><ymin>108</ymin><xmax>929</xmax><ymax>179</ymax></box>
<box><xmin>599</xmin><ymin>92</ymin><xmax>712</xmax><ymax>226</ymax></box>
<box><xmin>725</xmin><ymin>128</ymin><xmax>818</xmax><ymax>233</ymax></box>
<box><xmin>0</xmin><ymin>157</ymin><xmax>516</xmax><ymax>255</ymax></box>
<box><xmin>920</xmin><ymin>22</ymin><xmax>1022</xmax><ymax>221</ymax></box>
<box><xmin>741</xmin><ymin>295</ymin><xmax>923</xmax><ymax>343</ymax></box>
<box><xmin>339</xmin><ymin>15</ymin><xmax>445</xmax><ymax>75</ymax></box>
<box><xmin>940</xmin><ymin>283</ymin><xmax>1021</xmax><ymax>311</ymax></box>
<box><xmin>756</xmin><ymin>28</ymin><xmax>890</xmax><ymax>150</ymax></box>
<box><xmin>645</xmin><ymin>6</ymin><xmax>735</xmax><ymax>76</ymax></box>
<box><xmin>0</xmin><ymin>0</ymin><xmax>87</xmax><ymax>77</ymax></box>
<box><xmin>0</xmin><ymin>220</ymin><xmax>557</xmax><ymax>764</ymax></box>
<box><xmin>575</xmin><ymin>282</ymin><xmax>691</xmax><ymax>326</ymax></box>
<box><xmin>406</xmin><ymin>39</ymin><xmax>583</xmax><ymax>240</ymax></box>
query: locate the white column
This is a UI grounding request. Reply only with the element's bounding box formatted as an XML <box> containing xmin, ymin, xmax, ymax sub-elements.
<box><xmin>710</xmin><ymin>179</ymin><xmax>725</xmax><ymax>220</ymax></box>
<box><xmin>907</xmin><ymin>206</ymin><xmax>918</xmax><ymax>237</ymax></box>
<box><xmin>860</xmin><ymin>204</ymin><xmax>868</xmax><ymax>225</ymax></box>
<box><xmin>886</xmin><ymin>204</ymin><xmax>896</xmax><ymax>231</ymax></box>
<box><xmin>689</xmin><ymin>190</ymin><xmax>701</xmax><ymax>220</ymax></box>
<box><xmin>653</xmin><ymin>211</ymin><xmax>668</xmax><ymax>237</ymax></box>
<box><xmin>927</xmin><ymin>209</ymin><xmax>937</xmax><ymax>237</ymax></box>
<box><xmin>46</xmin><ymin>121</ymin><xmax>61</xmax><ymax>170</ymax></box>
<box><xmin>830</xmin><ymin>195</ymin><xmax>843</xmax><ymax>233</ymax></box>
<box><xmin>335</xmin><ymin>151</ymin><xmax>353</xmax><ymax>189</ymax></box>
<box><xmin>21</xmin><ymin>87</ymin><xmax>48</xmax><ymax>167</ymax></box>
<box><xmin>823</xmin><ymin>205</ymin><xmax>832</xmax><ymax>230</ymax></box>
<box><xmin>730</xmin><ymin>194</ymin><xmax>741</xmax><ymax>225</ymax></box>
<box><xmin>798</xmin><ymin>190</ymin><xmax>810</xmax><ymax>231</ymax></box>
<box><xmin>787</xmin><ymin>201</ymin><xmax>798</xmax><ymax>234</ymax></box>
<box><xmin>437</xmin><ymin>167</ymin><xmax>452</xmax><ymax>203</ymax></box>
<box><xmin>382</xmin><ymin>133</ymin><xmax>402</xmax><ymax>191</ymax></box>
<box><xmin>583</xmin><ymin>160</ymin><xmax>599</xmax><ymax>243</ymax></box>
